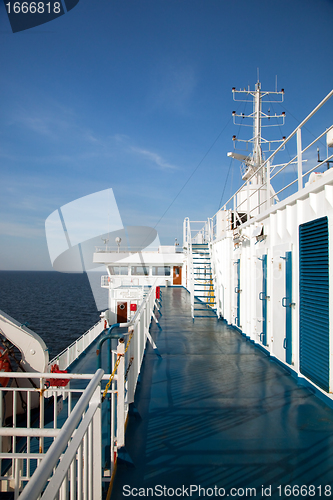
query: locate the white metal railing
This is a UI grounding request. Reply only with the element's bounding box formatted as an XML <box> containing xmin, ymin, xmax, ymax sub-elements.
<box><xmin>94</xmin><ymin>280</ymin><xmax>161</xmax><ymax>487</ymax></box>
<box><xmin>49</xmin><ymin>320</ymin><xmax>103</xmax><ymax>371</ymax></box>
<box><xmin>183</xmin><ymin>218</ymin><xmax>218</xmax><ymax>318</ymax></box>
<box><xmin>18</xmin><ymin>369</ymin><xmax>104</xmax><ymax>500</ymax></box>
<box><xmin>210</xmin><ymin>89</ymin><xmax>333</xmax><ymax>239</ymax></box>
<box><xmin>97</xmin><ymin>279</ymin><xmax>161</xmax><ymax>411</ymax></box>
<box><xmin>94</xmin><ymin>246</ymin><xmax>160</xmax><ymax>253</ymax></box>
<box><xmin>0</xmin><ymin>283</ymin><xmax>161</xmax><ymax>499</ymax></box>
<box><xmin>102</xmin><ymin>276</ymin><xmax>144</xmax><ymax>288</ymax></box>
<box><xmin>183</xmin><ymin>219</ymin><xmax>213</xmax><ymax>247</ymax></box>
<box><xmin>101</xmin><ymin>275</ymin><xmax>109</xmax><ymax>287</ymax></box>
<box><xmin>183</xmin><ymin>218</ymin><xmax>194</xmax><ymax>318</ymax></box>
<box><xmin>0</xmin><ymin>371</ymin><xmax>111</xmax><ymax>499</ymax></box>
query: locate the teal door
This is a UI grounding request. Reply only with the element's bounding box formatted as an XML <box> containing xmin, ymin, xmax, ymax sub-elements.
<box><xmin>259</xmin><ymin>255</ymin><xmax>267</xmax><ymax>346</ymax></box>
<box><xmin>235</xmin><ymin>259</ymin><xmax>241</xmax><ymax>327</ymax></box>
<box><xmin>282</xmin><ymin>251</ymin><xmax>293</xmax><ymax>365</ymax></box>
<box><xmin>299</xmin><ymin>217</ymin><xmax>329</xmax><ymax>391</ymax></box>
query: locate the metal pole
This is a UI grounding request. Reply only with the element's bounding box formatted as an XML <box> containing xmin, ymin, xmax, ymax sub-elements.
<box><xmin>116</xmin><ymin>339</ymin><xmax>125</xmax><ymax>448</ymax></box>
<box><xmin>266</xmin><ymin>160</ymin><xmax>271</xmax><ymax>210</ymax></box>
<box><xmin>18</xmin><ymin>369</ymin><xmax>104</xmax><ymax>500</ymax></box>
<box><xmin>297</xmin><ymin>128</ymin><xmax>303</xmax><ymax>191</ymax></box>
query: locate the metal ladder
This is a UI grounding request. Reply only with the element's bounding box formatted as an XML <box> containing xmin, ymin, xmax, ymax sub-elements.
<box><xmin>191</xmin><ymin>243</ymin><xmax>217</xmax><ymax>319</ymax></box>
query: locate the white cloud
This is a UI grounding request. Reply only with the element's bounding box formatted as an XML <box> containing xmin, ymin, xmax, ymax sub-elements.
<box><xmin>10</xmin><ymin>102</ymin><xmax>76</xmax><ymax>140</ymax></box>
<box><xmin>112</xmin><ymin>134</ymin><xmax>130</xmax><ymax>143</ymax></box>
<box><xmin>130</xmin><ymin>146</ymin><xmax>178</xmax><ymax>170</ymax></box>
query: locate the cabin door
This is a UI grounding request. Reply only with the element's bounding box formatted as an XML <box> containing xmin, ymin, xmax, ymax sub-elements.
<box><xmin>234</xmin><ymin>259</ymin><xmax>241</xmax><ymax>328</ymax></box>
<box><xmin>299</xmin><ymin>217</ymin><xmax>329</xmax><ymax>391</ymax></box>
<box><xmin>257</xmin><ymin>254</ymin><xmax>268</xmax><ymax>346</ymax></box>
<box><xmin>255</xmin><ymin>257</ymin><xmax>263</xmax><ymax>341</ymax></box>
<box><xmin>117</xmin><ymin>302</ymin><xmax>128</xmax><ymax>323</ymax></box>
<box><xmin>173</xmin><ymin>266</ymin><xmax>182</xmax><ymax>285</ymax></box>
<box><xmin>272</xmin><ymin>247</ymin><xmax>292</xmax><ymax>363</ymax></box>
<box><xmin>284</xmin><ymin>251</ymin><xmax>293</xmax><ymax>364</ymax></box>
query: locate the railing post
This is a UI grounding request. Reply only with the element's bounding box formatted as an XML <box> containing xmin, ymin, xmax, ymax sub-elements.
<box><xmin>18</xmin><ymin>370</ymin><xmax>104</xmax><ymax>500</ymax></box>
<box><xmin>92</xmin><ymin>383</ymin><xmax>102</xmax><ymax>500</ymax></box>
<box><xmin>297</xmin><ymin>127</ymin><xmax>303</xmax><ymax>191</ymax></box>
<box><xmin>266</xmin><ymin>160</ymin><xmax>271</xmax><ymax>210</ymax></box>
<box><xmin>233</xmin><ymin>195</ymin><xmax>236</xmax><ymax>223</ymax></box>
<box><xmin>116</xmin><ymin>339</ymin><xmax>125</xmax><ymax>449</ymax></box>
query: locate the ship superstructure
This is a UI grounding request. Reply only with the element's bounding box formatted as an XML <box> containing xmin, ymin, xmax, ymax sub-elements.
<box><xmin>184</xmin><ymin>83</ymin><xmax>333</xmax><ymax>396</ymax></box>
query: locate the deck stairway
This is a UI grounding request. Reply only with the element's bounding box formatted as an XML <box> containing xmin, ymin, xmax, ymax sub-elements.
<box><xmin>191</xmin><ymin>243</ymin><xmax>217</xmax><ymax>319</ymax></box>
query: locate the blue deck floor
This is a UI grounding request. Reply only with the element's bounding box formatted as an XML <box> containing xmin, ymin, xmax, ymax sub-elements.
<box><xmin>110</xmin><ymin>287</ymin><xmax>333</xmax><ymax>500</ymax></box>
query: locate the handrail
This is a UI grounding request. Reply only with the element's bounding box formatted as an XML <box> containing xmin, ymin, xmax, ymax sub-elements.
<box><xmin>183</xmin><ymin>218</ymin><xmax>194</xmax><ymax>318</ymax></box>
<box><xmin>211</xmin><ymin>88</ymin><xmax>333</xmax><ymax>223</ymax></box>
<box><xmin>95</xmin><ymin>246</ymin><xmax>160</xmax><ymax>253</ymax></box>
<box><xmin>183</xmin><ymin>217</ymin><xmax>218</xmax><ymax>318</ymax></box>
<box><xmin>1</xmin><ymin>284</ymin><xmax>161</xmax><ymax>498</ymax></box>
<box><xmin>18</xmin><ymin>369</ymin><xmax>104</xmax><ymax>500</ymax></box>
<box><xmin>96</xmin><ymin>279</ymin><xmax>158</xmax><ymax>369</ymax></box>
<box><xmin>188</xmin><ymin>219</ymin><xmax>194</xmax><ymax>319</ymax></box>
<box><xmin>0</xmin><ymin>371</ymin><xmax>113</xmax><ymax>381</ymax></box>
<box><xmin>49</xmin><ymin>319</ymin><xmax>103</xmax><ymax>370</ymax></box>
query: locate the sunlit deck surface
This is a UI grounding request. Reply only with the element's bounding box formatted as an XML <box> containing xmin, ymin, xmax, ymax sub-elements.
<box><xmin>110</xmin><ymin>287</ymin><xmax>333</xmax><ymax>499</ymax></box>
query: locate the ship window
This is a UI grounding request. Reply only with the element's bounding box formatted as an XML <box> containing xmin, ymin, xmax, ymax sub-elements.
<box><xmin>152</xmin><ymin>266</ymin><xmax>171</xmax><ymax>276</ymax></box>
<box><xmin>131</xmin><ymin>266</ymin><xmax>149</xmax><ymax>276</ymax></box>
<box><xmin>110</xmin><ymin>266</ymin><xmax>129</xmax><ymax>275</ymax></box>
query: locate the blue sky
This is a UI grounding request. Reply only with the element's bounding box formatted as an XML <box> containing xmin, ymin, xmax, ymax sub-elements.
<box><xmin>1</xmin><ymin>0</ymin><xmax>333</xmax><ymax>270</ymax></box>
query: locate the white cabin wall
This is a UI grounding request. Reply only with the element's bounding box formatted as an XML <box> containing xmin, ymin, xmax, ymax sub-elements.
<box><xmin>231</xmin><ymin>250</ymin><xmax>238</xmax><ymax>327</ymax></box>
<box><xmin>249</xmin><ymin>239</ymin><xmax>257</xmax><ymax>343</ymax></box>
<box><xmin>209</xmin><ymin>173</ymin><xmax>333</xmax><ymax>395</ymax></box>
<box><xmin>211</xmin><ymin>235</ymin><xmax>234</xmax><ymax>325</ymax></box>
<box><xmin>241</xmin><ymin>240</ymin><xmax>251</xmax><ymax>337</ymax></box>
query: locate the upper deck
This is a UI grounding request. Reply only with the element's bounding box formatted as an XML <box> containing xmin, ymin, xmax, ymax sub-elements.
<box><xmin>111</xmin><ymin>287</ymin><xmax>333</xmax><ymax>499</ymax></box>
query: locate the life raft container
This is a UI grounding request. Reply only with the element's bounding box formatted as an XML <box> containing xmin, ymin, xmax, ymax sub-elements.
<box><xmin>0</xmin><ymin>347</ymin><xmax>12</xmax><ymax>388</ymax></box>
<box><xmin>46</xmin><ymin>364</ymin><xmax>69</xmax><ymax>387</ymax></box>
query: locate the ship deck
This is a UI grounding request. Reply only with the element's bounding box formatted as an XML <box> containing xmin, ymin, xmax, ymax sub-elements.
<box><xmin>109</xmin><ymin>287</ymin><xmax>333</xmax><ymax>499</ymax></box>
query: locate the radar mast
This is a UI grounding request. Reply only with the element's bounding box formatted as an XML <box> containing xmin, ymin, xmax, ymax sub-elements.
<box><xmin>228</xmin><ymin>81</ymin><xmax>285</xmax><ymax>185</ymax></box>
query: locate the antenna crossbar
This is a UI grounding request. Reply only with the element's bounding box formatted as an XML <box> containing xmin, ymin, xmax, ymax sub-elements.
<box><xmin>229</xmin><ymin>81</ymin><xmax>286</xmax><ymax>182</ymax></box>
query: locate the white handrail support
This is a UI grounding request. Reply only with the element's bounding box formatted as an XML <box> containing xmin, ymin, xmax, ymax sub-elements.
<box><xmin>297</xmin><ymin>127</ymin><xmax>302</xmax><ymax>191</ymax></box>
<box><xmin>18</xmin><ymin>369</ymin><xmax>104</xmax><ymax>500</ymax></box>
<box><xmin>208</xmin><ymin>89</ymin><xmax>333</xmax><ymax>239</ymax></box>
<box><xmin>117</xmin><ymin>341</ymin><xmax>125</xmax><ymax>449</ymax></box>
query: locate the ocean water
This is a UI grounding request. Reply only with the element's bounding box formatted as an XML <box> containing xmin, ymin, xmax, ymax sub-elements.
<box><xmin>0</xmin><ymin>271</ymin><xmax>101</xmax><ymax>360</ymax></box>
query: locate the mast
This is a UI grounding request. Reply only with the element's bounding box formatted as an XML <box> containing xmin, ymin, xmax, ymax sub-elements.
<box><xmin>228</xmin><ymin>81</ymin><xmax>285</xmax><ymax>186</ymax></box>
<box><xmin>253</xmin><ymin>81</ymin><xmax>262</xmax><ymax>173</ymax></box>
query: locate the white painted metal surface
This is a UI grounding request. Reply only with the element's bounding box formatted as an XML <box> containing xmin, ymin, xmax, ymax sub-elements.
<box><xmin>0</xmin><ymin>282</ymin><xmax>161</xmax><ymax>498</ymax></box>
<box><xmin>183</xmin><ymin>88</ymin><xmax>333</xmax><ymax>398</ymax></box>
<box><xmin>0</xmin><ymin>371</ymin><xmax>111</xmax><ymax>498</ymax></box>
<box><xmin>18</xmin><ymin>369</ymin><xmax>104</xmax><ymax>500</ymax></box>
<box><xmin>0</xmin><ymin>310</ymin><xmax>49</xmax><ymax>373</ymax></box>
<box><xmin>49</xmin><ymin>319</ymin><xmax>103</xmax><ymax>370</ymax></box>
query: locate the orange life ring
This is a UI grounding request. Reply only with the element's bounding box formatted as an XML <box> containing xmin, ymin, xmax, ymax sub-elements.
<box><xmin>0</xmin><ymin>347</ymin><xmax>12</xmax><ymax>388</ymax></box>
<box><xmin>104</xmin><ymin>320</ymin><xmax>107</xmax><ymax>329</ymax></box>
